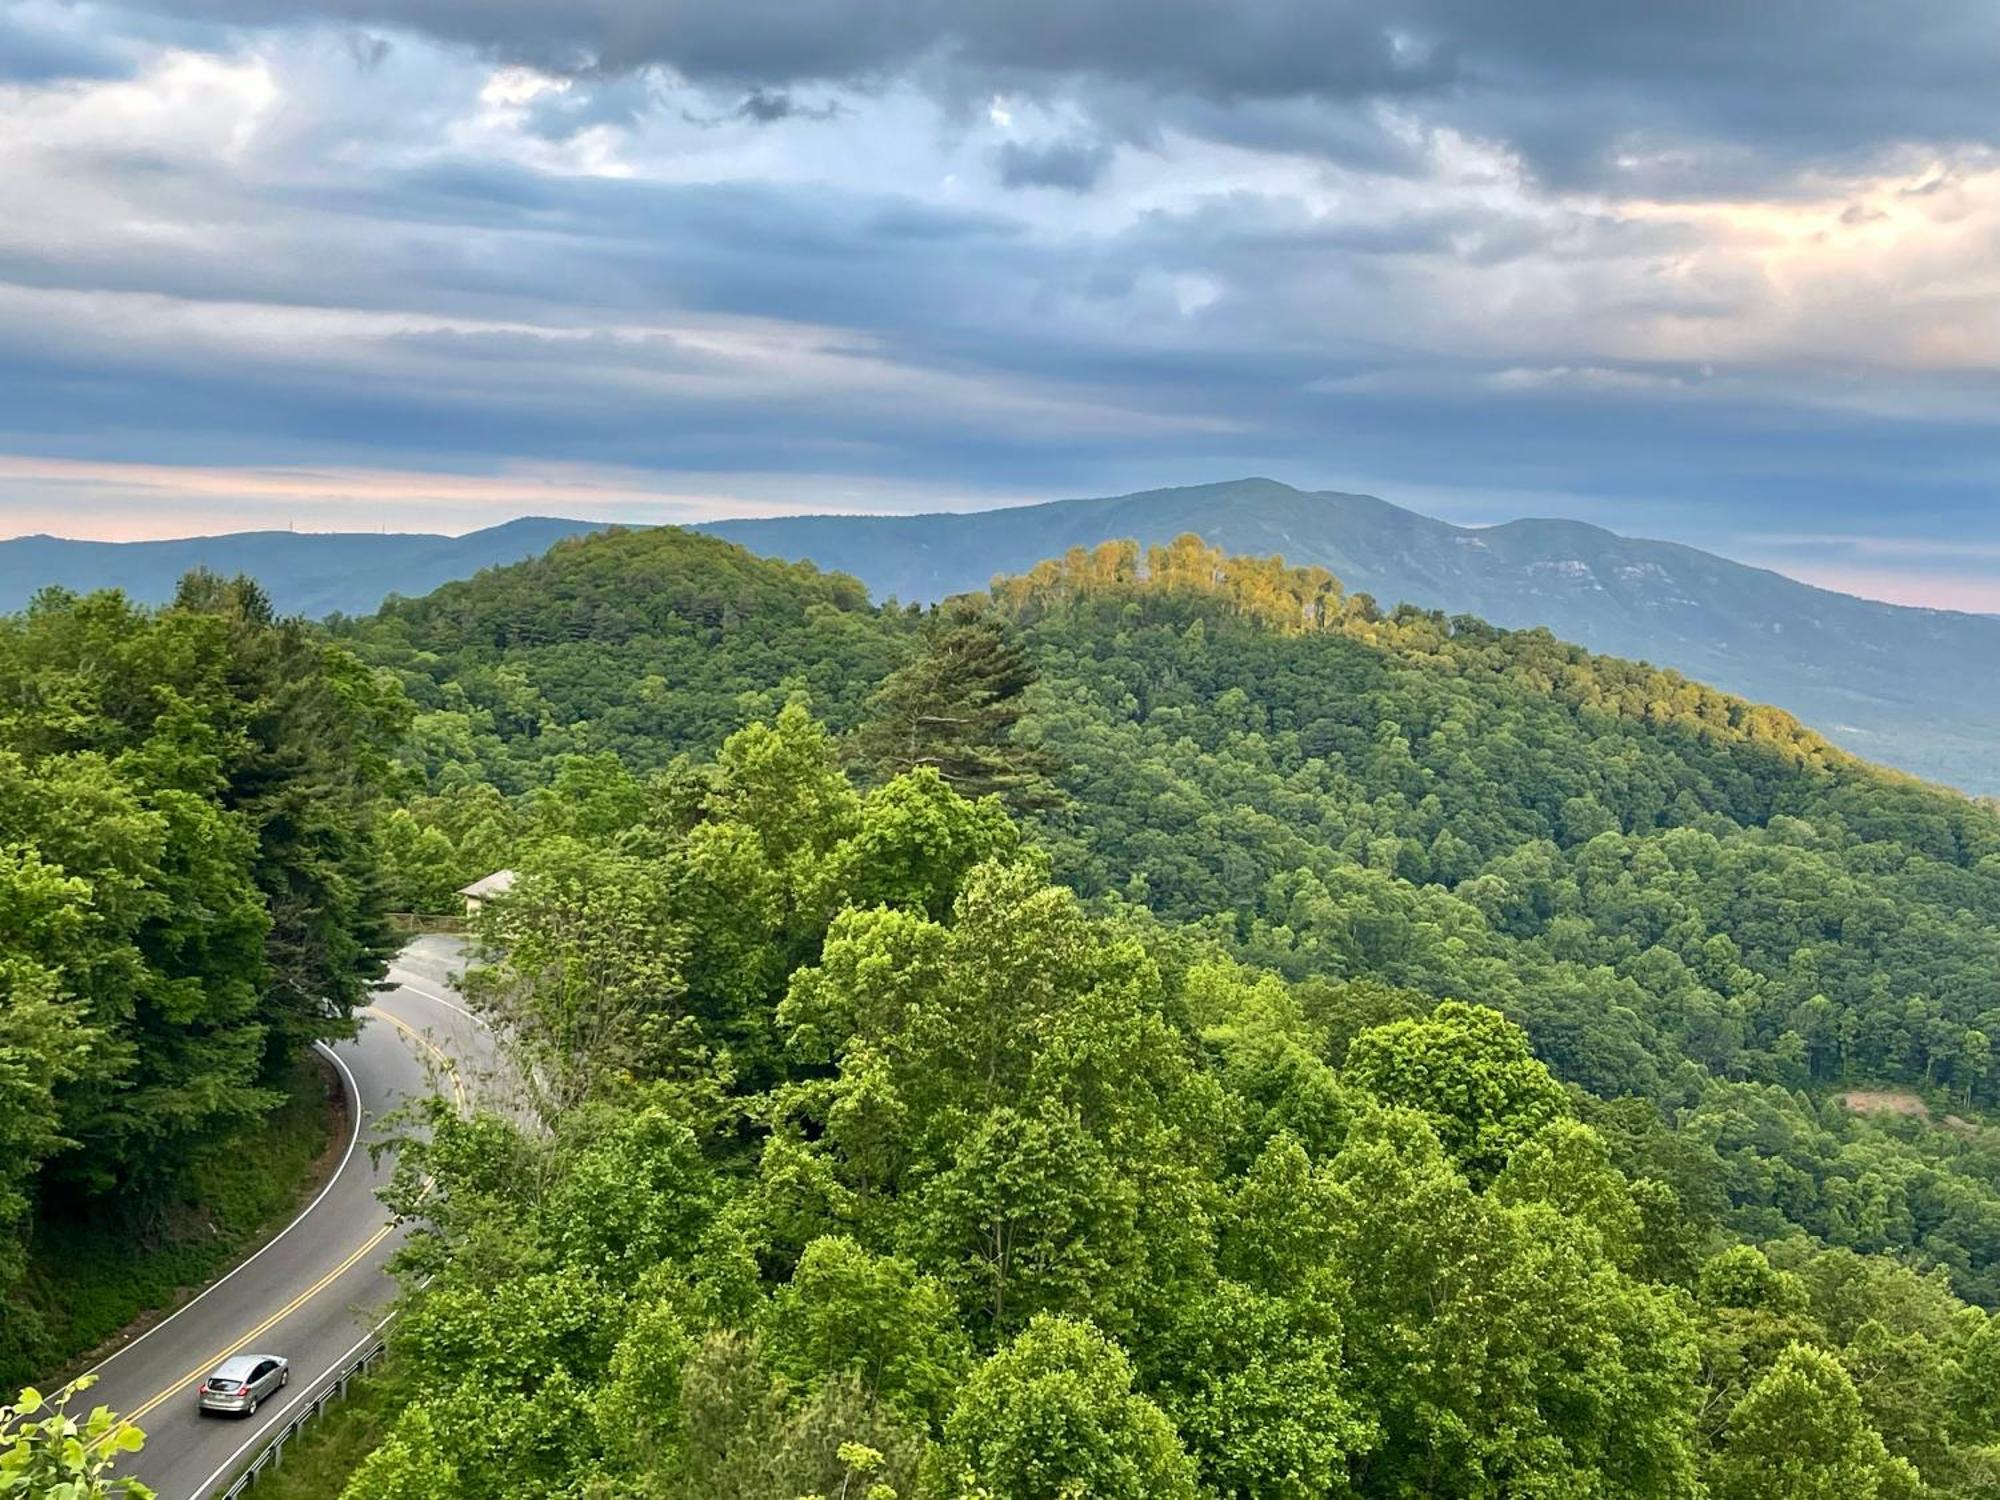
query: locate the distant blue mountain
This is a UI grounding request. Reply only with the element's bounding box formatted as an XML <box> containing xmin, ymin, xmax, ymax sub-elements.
<box><xmin>0</xmin><ymin>516</ymin><xmax>606</xmax><ymax>618</ymax></box>
<box><xmin>2</xmin><ymin>480</ymin><xmax>1993</xmax><ymax>793</ymax></box>
<box><xmin>701</xmin><ymin>478</ymin><xmax>2000</xmax><ymax>795</ymax></box>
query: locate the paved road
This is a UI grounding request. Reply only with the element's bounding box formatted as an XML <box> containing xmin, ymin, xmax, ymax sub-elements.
<box><xmin>78</xmin><ymin>935</ymin><xmax>485</xmax><ymax>1500</ymax></box>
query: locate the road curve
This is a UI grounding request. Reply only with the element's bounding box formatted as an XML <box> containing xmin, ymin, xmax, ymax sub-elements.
<box><xmin>77</xmin><ymin>935</ymin><xmax>485</xmax><ymax>1500</ymax></box>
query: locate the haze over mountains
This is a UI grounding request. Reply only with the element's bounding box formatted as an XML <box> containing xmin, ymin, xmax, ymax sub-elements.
<box><xmin>0</xmin><ymin>515</ymin><xmax>595</xmax><ymax>621</ymax></box>
<box><xmin>3</xmin><ymin>478</ymin><xmax>1995</xmax><ymax>793</ymax></box>
<box><xmin>705</xmin><ymin>480</ymin><xmax>2000</xmax><ymax>795</ymax></box>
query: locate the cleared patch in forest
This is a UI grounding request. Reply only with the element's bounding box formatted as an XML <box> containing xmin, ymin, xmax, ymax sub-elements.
<box><xmin>1839</xmin><ymin>1089</ymin><xmax>1930</xmax><ymax>1119</ymax></box>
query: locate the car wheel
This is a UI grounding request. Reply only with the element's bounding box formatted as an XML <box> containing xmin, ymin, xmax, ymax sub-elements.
<box><xmin>247</xmin><ymin>1397</ymin><xmax>258</xmax><ymax>1417</ymax></box>
<box><xmin>280</xmin><ymin>1370</ymin><xmax>289</xmax><ymax>1387</ymax></box>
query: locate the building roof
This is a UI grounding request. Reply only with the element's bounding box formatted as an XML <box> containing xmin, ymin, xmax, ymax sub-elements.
<box><xmin>457</xmin><ymin>869</ymin><xmax>518</xmax><ymax>900</ymax></box>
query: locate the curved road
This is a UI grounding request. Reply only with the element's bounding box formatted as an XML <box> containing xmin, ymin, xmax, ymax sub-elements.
<box><xmin>77</xmin><ymin>936</ymin><xmax>488</xmax><ymax>1500</ymax></box>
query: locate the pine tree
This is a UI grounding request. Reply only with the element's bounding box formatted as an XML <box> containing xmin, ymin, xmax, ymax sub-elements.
<box><xmin>849</xmin><ymin>608</ymin><xmax>1060</xmax><ymax>810</ymax></box>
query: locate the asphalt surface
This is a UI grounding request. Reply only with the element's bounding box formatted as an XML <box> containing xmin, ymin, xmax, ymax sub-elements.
<box><xmin>78</xmin><ymin>935</ymin><xmax>486</xmax><ymax>1500</ymax></box>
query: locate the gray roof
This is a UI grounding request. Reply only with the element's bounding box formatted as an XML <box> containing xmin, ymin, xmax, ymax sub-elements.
<box><xmin>457</xmin><ymin>869</ymin><xmax>517</xmax><ymax>900</ymax></box>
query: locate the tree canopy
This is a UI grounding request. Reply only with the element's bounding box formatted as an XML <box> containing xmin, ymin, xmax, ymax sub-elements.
<box><xmin>20</xmin><ymin>525</ymin><xmax>2000</xmax><ymax>1497</ymax></box>
<box><xmin>0</xmin><ymin>577</ymin><xmax>402</xmax><ymax>1373</ymax></box>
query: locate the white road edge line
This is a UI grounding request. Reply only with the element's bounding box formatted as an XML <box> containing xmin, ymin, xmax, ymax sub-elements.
<box><xmin>183</xmin><ymin>1308</ymin><xmax>397</xmax><ymax>1500</ymax></box>
<box><xmin>71</xmin><ymin>1042</ymin><xmax>366</xmax><ymax>1391</ymax></box>
<box><xmin>384</xmin><ymin>972</ymin><xmax>478</xmax><ymax>1028</ymax></box>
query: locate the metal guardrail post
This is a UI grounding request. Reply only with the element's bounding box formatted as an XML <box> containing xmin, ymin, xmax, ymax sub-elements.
<box><xmin>213</xmin><ymin>1336</ymin><xmax>387</xmax><ymax>1498</ymax></box>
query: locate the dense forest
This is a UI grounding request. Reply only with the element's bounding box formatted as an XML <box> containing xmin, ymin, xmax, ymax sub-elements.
<box><xmin>344</xmin><ymin>721</ymin><xmax>1979</xmax><ymax>1498</ymax></box>
<box><xmin>14</xmin><ymin>523</ymin><xmax>2000</xmax><ymax>1495</ymax></box>
<box><xmin>0</xmin><ymin>575</ymin><xmax>403</xmax><ymax>1378</ymax></box>
<box><xmin>351</xmin><ymin>532</ymin><xmax>2000</xmax><ymax>1282</ymax></box>
<box><xmin>309</xmin><ymin>526</ymin><xmax>2000</xmax><ymax>1497</ymax></box>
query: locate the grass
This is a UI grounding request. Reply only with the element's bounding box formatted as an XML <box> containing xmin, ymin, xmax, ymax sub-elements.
<box><xmin>238</xmin><ymin>1359</ymin><xmax>405</xmax><ymax>1500</ymax></box>
<box><xmin>3</xmin><ymin>1051</ymin><xmax>345</xmax><ymax>1388</ymax></box>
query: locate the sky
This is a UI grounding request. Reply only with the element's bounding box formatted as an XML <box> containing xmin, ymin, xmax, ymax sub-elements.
<box><xmin>3</xmin><ymin>1</ymin><xmax>2000</xmax><ymax>609</ymax></box>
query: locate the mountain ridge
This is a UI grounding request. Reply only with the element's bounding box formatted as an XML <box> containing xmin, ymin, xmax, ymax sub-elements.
<box><xmin>2</xmin><ymin>478</ymin><xmax>1994</xmax><ymax>790</ymax></box>
<box><xmin>0</xmin><ymin>515</ymin><xmax>604</xmax><ymax>619</ymax></box>
<box><xmin>697</xmin><ymin>479</ymin><xmax>2000</xmax><ymax>793</ymax></box>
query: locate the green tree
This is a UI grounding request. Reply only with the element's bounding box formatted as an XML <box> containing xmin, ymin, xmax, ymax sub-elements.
<box><xmin>924</xmin><ymin>1315</ymin><xmax>1197</xmax><ymax>1500</ymax></box>
<box><xmin>762</xmin><ymin>1236</ymin><xmax>970</xmax><ymax>1423</ymax></box>
<box><xmin>0</xmin><ymin>1376</ymin><xmax>153</xmax><ymax>1498</ymax></box>
<box><xmin>0</xmin><ymin>580</ymin><xmax>402</xmax><ymax>1234</ymax></box>
<box><xmin>0</xmin><ymin>849</ymin><xmax>96</xmax><ymax>1304</ymax></box>
<box><xmin>849</xmin><ymin>609</ymin><xmax>1059</xmax><ymax>811</ymax></box>
<box><xmin>1710</xmin><ymin>1343</ymin><xmax>1920</xmax><ymax>1500</ymax></box>
<box><xmin>670</xmin><ymin>1332</ymin><xmax>925</xmax><ymax>1500</ymax></box>
<box><xmin>170</xmin><ymin>570</ymin><xmax>405</xmax><ymax>1064</ymax></box>
<box><xmin>1342</xmin><ymin>1002</ymin><xmax>1574</xmax><ymax>1183</ymax></box>
<box><xmin>1152</xmin><ymin>1277</ymin><xmax>1371</xmax><ymax>1499</ymax></box>
<box><xmin>464</xmin><ymin>838</ymin><xmax>687</xmax><ymax>1121</ymax></box>
<box><xmin>1328</xmin><ymin>1110</ymin><xmax>1701</xmax><ymax>1498</ymax></box>
<box><xmin>1490</xmin><ymin>1118</ymin><xmax>1647</xmax><ymax>1269</ymax></box>
<box><xmin>776</xmin><ymin>858</ymin><xmax>1219</xmax><ymax>1340</ymax></box>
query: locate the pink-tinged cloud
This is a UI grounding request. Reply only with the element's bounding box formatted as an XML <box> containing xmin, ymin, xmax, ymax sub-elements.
<box><xmin>1760</xmin><ymin>559</ymin><xmax>2000</xmax><ymax>614</ymax></box>
<box><xmin>0</xmin><ymin>456</ymin><xmax>1035</xmax><ymax>540</ymax></box>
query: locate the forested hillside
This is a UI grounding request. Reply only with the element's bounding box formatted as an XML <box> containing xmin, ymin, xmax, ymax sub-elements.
<box><xmin>340</xmin><ymin>527</ymin><xmax>897</xmax><ymax>794</ymax></box>
<box><xmin>705</xmin><ymin>478</ymin><xmax>2000</xmax><ymax>793</ymax></box>
<box><xmin>0</xmin><ymin>575</ymin><xmax>404</xmax><ymax>1379</ymax></box>
<box><xmin>16</xmin><ymin>476</ymin><xmax>1996</xmax><ymax>792</ymax></box>
<box><xmin>313</xmin><ymin>525</ymin><xmax>2000</xmax><ymax>1498</ymax></box>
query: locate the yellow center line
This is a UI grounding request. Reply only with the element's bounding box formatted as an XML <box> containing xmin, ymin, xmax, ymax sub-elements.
<box><xmin>367</xmin><ymin>1004</ymin><xmax>469</xmax><ymax>1112</ymax></box>
<box><xmin>98</xmin><ymin>1006</ymin><xmax>467</xmax><ymax>1446</ymax></box>
<box><xmin>110</xmin><ymin>1223</ymin><xmax>395</xmax><ymax>1434</ymax></box>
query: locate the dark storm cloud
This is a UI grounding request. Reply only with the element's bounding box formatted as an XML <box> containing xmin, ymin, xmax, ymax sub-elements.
<box><xmin>732</xmin><ymin>88</ymin><xmax>842</xmax><ymax>124</ymax></box>
<box><xmin>6</xmin><ymin>0</ymin><xmax>2000</xmax><ymax>594</ymax></box>
<box><xmin>109</xmin><ymin>0</ymin><xmax>2000</xmax><ymax>187</ymax></box>
<box><xmin>995</xmin><ymin>136</ymin><xmax>1114</xmax><ymax>192</ymax></box>
<box><xmin>126</xmin><ymin>0</ymin><xmax>1451</xmax><ymax>97</ymax></box>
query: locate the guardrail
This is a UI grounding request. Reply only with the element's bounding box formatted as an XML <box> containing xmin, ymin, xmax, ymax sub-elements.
<box><xmin>211</xmin><ymin>1331</ymin><xmax>388</xmax><ymax>1498</ymax></box>
<box><xmin>386</xmin><ymin>911</ymin><xmax>466</xmax><ymax>934</ymax></box>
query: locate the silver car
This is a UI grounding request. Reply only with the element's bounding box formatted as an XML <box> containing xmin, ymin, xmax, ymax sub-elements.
<box><xmin>198</xmin><ymin>1353</ymin><xmax>289</xmax><ymax>1417</ymax></box>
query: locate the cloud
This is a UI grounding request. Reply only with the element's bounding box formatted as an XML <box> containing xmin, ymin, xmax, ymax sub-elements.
<box><xmin>93</xmin><ymin>0</ymin><xmax>2000</xmax><ymax>194</ymax></box>
<box><xmin>0</xmin><ymin>0</ymin><xmax>1995</xmax><ymax>602</ymax></box>
<box><xmin>994</xmin><ymin>135</ymin><xmax>1112</xmax><ymax>191</ymax></box>
<box><xmin>0</xmin><ymin>6</ymin><xmax>135</xmax><ymax>82</ymax></box>
<box><xmin>0</xmin><ymin>453</ymin><xmax>1045</xmax><ymax>537</ymax></box>
<box><xmin>121</xmin><ymin>0</ymin><xmax>1451</xmax><ymax>100</ymax></box>
<box><xmin>1485</xmin><ymin>365</ymin><xmax>1691</xmax><ymax>394</ymax></box>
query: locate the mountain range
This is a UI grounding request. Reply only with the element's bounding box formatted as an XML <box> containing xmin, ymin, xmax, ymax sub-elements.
<box><xmin>2</xmin><ymin>478</ymin><xmax>1993</xmax><ymax>793</ymax></box>
<box><xmin>0</xmin><ymin>516</ymin><xmax>596</xmax><ymax>621</ymax></box>
<box><xmin>703</xmin><ymin>479</ymin><xmax>2000</xmax><ymax>795</ymax></box>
